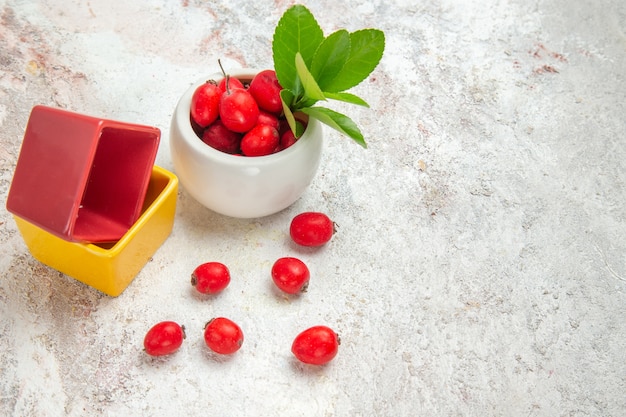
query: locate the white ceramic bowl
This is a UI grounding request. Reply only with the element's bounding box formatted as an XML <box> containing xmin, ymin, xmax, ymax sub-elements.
<box><xmin>170</xmin><ymin>69</ymin><xmax>323</xmax><ymax>218</ymax></box>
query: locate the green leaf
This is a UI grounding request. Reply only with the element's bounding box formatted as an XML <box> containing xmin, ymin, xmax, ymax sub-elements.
<box><xmin>272</xmin><ymin>6</ymin><xmax>384</xmax><ymax>147</ymax></box>
<box><xmin>280</xmin><ymin>89</ymin><xmax>297</xmax><ymax>133</ymax></box>
<box><xmin>280</xmin><ymin>88</ymin><xmax>295</xmax><ymax>109</ymax></box>
<box><xmin>293</xmin><ymin>119</ymin><xmax>306</xmax><ymax>138</ymax></box>
<box><xmin>310</xmin><ymin>29</ymin><xmax>350</xmax><ymax>90</ymax></box>
<box><xmin>299</xmin><ymin>98</ymin><xmax>319</xmax><ymax>108</ymax></box>
<box><xmin>324</xmin><ymin>91</ymin><xmax>370</xmax><ymax>107</ymax></box>
<box><xmin>272</xmin><ymin>5</ymin><xmax>324</xmax><ymax>93</ymax></box>
<box><xmin>323</xmin><ymin>29</ymin><xmax>385</xmax><ymax>93</ymax></box>
<box><xmin>295</xmin><ymin>52</ymin><xmax>326</xmax><ymax>103</ymax></box>
<box><xmin>301</xmin><ymin>106</ymin><xmax>367</xmax><ymax>148</ymax></box>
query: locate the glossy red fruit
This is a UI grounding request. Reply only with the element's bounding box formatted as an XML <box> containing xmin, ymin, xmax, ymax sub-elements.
<box><xmin>217</xmin><ymin>76</ymin><xmax>245</xmax><ymax>94</ymax></box>
<box><xmin>248</xmin><ymin>69</ymin><xmax>283</xmax><ymax>114</ymax></box>
<box><xmin>201</xmin><ymin>120</ymin><xmax>242</xmax><ymax>154</ymax></box>
<box><xmin>143</xmin><ymin>321</ymin><xmax>186</xmax><ymax>357</ymax></box>
<box><xmin>204</xmin><ymin>317</ymin><xmax>244</xmax><ymax>355</ymax></box>
<box><xmin>190</xmin><ymin>115</ymin><xmax>205</xmax><ymax>138</ymax></box>
<box><xmin>190</xmin><ymin>80</ymin><xmax>221</xmax><ymax>128</ymax></box>
<box><xmin>291</xmin><ymin>325</ymin><xmax>340</xmax><ymax>365</ymax></box>
<box><xmin>278</xmin><ymin>119</ymin><xmax>306</xmax><ymax>150</ymax></box>
<box><xmin>191</xmin><ymin>262</ymin><xmax>231</xmax><ymax>294</ymax></box>
<box><xmin>256</xmin><ymin>110</ymin><xmax>280</xmax><ymax>130</ymax></box>
<box><xmin>278</xmin><ymin>118</ymin><xmax>292</xmax><ymax>136</ymax></box>
<box><xmin>289</xmin><ymin>212</ymin><xmax>335</xmax><ymax>246</ymax></box>
<box><xmin>279</xmin><ymin>129</ymin><xmax>297</xmax><ymax>150</ymax></box>
<box><xmin>220</xmin><ymin>87</ymin><xmax>260</xmax><ymax>133</ymax></box>
<box><xmin>240</xmin><ymin>124</ymin><xmax>280</xmax><ymax>156</ymax></box>
<box><xmin>271</xmin><ymin>257</ymin><xmax>310</xmax><ymax>294</ymax></box>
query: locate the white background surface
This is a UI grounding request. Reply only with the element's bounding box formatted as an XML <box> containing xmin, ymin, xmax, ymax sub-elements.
<box><xmin>1</xmin><ymin>0</ymin><xmax>625</xmax><ymax>415</ymax></box>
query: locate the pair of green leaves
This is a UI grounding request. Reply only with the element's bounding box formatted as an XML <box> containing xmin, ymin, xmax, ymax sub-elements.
<box><xmin>272</xmin><ymin>5</ymin><xmax>385</xmax><ymax>148</ymax></box>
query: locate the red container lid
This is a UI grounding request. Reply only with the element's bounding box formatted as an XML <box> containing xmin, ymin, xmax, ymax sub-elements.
<box><xmin>7</xmin><ymin>105</ymin><xmax>160</xmax><ymax>242</ymax></box>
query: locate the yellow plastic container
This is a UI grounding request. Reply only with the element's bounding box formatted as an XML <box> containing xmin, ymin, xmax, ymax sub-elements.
<box><xmin>13</xmin><ymin>166</ymin><xmax>178</xmax><ymax>297</ymax></box>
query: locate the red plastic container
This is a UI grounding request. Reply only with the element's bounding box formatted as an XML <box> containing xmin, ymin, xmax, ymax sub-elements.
<box><xmin>7</xmin><ymin>105</ymin><xmax>160</xmax><ymax>242</ymax></box>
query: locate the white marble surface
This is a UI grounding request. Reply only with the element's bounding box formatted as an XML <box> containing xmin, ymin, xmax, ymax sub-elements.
<box><xmin>1</xmin><ymin>0</ymin><xmax>625</xmax><ymax>415</ymax></box>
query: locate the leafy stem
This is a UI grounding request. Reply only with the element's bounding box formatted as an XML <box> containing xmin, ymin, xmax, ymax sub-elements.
<box><xmin>272</xmin><ymin>5</ymin><xmax>385</xmax><ymax>148</ymax></box>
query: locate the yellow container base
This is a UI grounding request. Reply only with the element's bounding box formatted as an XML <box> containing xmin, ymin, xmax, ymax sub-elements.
<box><xmin>14</xmin><ymin>166</ymin><xmax>178</xmax><ymax>297</ymax></box>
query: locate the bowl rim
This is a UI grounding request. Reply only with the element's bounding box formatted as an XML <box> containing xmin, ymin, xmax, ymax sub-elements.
<box><xmin>173</xmin><ymin>68</ymin><xmax>321</xmax><ymax>168</ymax></box>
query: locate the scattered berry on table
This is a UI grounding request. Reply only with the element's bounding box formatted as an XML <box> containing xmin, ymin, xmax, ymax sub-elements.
<box><xmin>204</xmin><ymin>317</ymin><xmax>244</xmax><ymax>355</ymax></box>
<box><xmin>271</xmin><ymin>257</ymin><xmax>310</xmax><ymax>294</ymax></box>
<box><xmin>291</xmin><ymin>325</ymin><xmax>340</xmax><ymax>365</ymax></box>
<box><xmin>143</xmin><ymin>321</ymin><xmax>186</xmax><ymax>357</ymax></box>
<box><xmin>289</xmin><ymin>212</ymin><xmax>335</xmax><ymax>247</ymax></box>
<box><xmin>191</xmin><ymin>262</ymin><xmax>231</xmax><ymax>294</ymax></box>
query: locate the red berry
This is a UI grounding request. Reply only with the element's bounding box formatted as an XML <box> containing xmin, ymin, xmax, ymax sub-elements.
<box><xmin>291</xmin><ymin>325</ymin><xmax>340</xmax><ymax>365</ymax></box>
<box><xmin>256</xmin><ymin>110</ymin><xmax>280</xmax><ymax>130</ymax></box>
<box><xmin>220</xmin><ymin>87</ymin><xmax>260</xmax><ymax>133</ymax></box>
<box><xmin>191</xmin><ymin>262</ymin><xmax>231</xmax><ymax>294</ymax></box>
<box><xmin>190</xmin><ymin>80</ymin><xmax>220</xmax><ymax>127</ymax></box>
<box><xmin>143</xmin><ymin>321</ymin><xmax>186</xmax><ymax>357</ymax></box>
<box><xmin>190</xmin><ymin>115</ymin><xmax>205</xmax><ymax>138</ymax></box>
<box><xmin>217</xmin><ymin>76</ymin><xmax>245</xmax><ymax>94</ymax></box>
<box><xmin>271</xmin><ymin>257</ymin><xmax>310</xmax><ymax>294</ymax></box>
<box><xmin>201</xmin><ymin>120</ymin><xmax>242</xmax><ymax>154</ymax></box>
<box><xmin>240</xmin><ymin>124</ymin><xmax>280</xmax><ymax>156</ymax></box>
<box><xmin>248</xmin><ymin>69</ymin><xmax>283</xmax><ymax>114</ymax></box>
<box><xmin>204</xmin><ymin>317</ymin><xmax>244</xmax><ymax>355</ymax></box>
<box><xmin>289</xmin><ymin>212</ymin><xmax>335</xmax><ymax>246</ymax></box>
<box><xmin>279</xmin><ymin>129</ymin><xmax>297</xmax><ymax>150</ymax></box>
<box><xmin>278</xmin><ymin>119</ymin><xmax>306</xmax><ymax>151</ymax></box>
<box><xmin>278</xmin><ymin>118</ymin><xmax>292</xmax><ymax>136</ymax></box>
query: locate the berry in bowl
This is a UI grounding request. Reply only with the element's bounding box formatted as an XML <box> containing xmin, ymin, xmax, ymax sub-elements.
<box><xmin>170</xmin><ymin>68</ymin><xmax>323</xmax><ymax>218</ymax></box>
<box><xmin>169</xmin><ymin>5</ymin><xmax>385</xmax><ymax>218</ymax></box>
